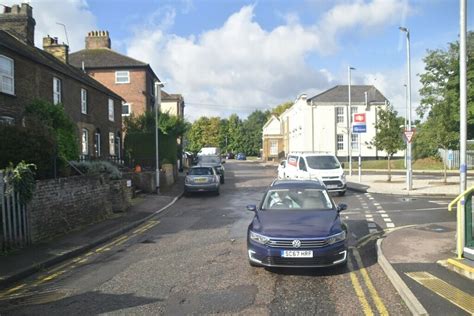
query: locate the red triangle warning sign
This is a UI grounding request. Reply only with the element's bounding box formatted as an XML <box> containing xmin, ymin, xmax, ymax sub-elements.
<box><xmin>404</xmin><ymin>130</ymin><xmax>415</xmax><ymax>143</ymax></box>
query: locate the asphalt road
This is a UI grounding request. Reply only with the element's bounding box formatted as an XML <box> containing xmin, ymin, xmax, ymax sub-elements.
<box><xmin>0</xmin><ymin>161</ymin><xmax>435</xmax><ymax>315</ymax></box>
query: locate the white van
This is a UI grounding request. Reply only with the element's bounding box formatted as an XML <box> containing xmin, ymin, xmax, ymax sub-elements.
<box><xmin>282</xmin><ymin>152</ymin><xmax>346</xmax><ymax>196</ymax></box>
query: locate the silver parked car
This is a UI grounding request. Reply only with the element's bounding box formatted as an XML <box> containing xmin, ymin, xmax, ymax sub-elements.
<box><xmin>184</xmin><ymin>166</ymin><xmax>220</xmax><ymax>196</ymax></box>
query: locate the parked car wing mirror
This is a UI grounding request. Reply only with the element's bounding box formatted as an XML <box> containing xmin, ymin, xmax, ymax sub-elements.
<box><xmin>337</xmin><ymin>203</ymin><xmax>348</xmax><ymax>212</ymax></box>
<box><xmin>246</xmin><ymin>205</ymin><xmax>257</xmax><ymax>212</ymax></box>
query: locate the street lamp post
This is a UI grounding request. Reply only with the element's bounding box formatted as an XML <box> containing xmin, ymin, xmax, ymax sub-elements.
<box><xmin>399</xmin><ymin>26</ymin><xmax>412</xmax><ymax>191</ymax></box>
<box><xmin>459</xmin><ymin>0</ymin><xmax>467</xmax><ymax>193</ymax></box>
<box><xmin>154</xmin><ymin>81</ymin><xmax>164</xmax><ymax>194</ymax></box>
<box><xmin>404</xmin><ymin>83</ymin><xmax>408</xmax><ymax>169</ymax></box>
<box><xmin>348</xmin><ymin>66</ymin><xmax>355</xmax><ymax>176</ymax></box>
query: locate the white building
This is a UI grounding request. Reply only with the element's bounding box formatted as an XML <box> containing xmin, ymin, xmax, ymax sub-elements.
<box><xmin>263</xmin><ymin>85</ymin><xmax>403</xmax><ymax>161</ymax></box>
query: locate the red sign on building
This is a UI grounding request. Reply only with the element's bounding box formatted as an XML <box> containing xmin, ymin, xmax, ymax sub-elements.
<box><xmin>353</xmin><ymin>113</ymin><xmax>366</xmax><ymax>123</ymax></box>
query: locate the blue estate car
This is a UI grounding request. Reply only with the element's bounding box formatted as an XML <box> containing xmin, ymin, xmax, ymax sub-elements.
<box><xmin>246</xmin><ymin>180</ymin><xmax>348</xmax><ymax>268</ymax></box>
<box><xmin>236</xmin><ymin>152</ymin><xmax>246</xmax><ymax>160</ymax></box>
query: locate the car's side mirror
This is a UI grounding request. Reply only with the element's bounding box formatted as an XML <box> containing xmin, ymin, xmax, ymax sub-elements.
<box><xmin>337</xmin><ymin>203</ymin><xmax>347</xmax><ymax>212</ymax></box>
<box><xmin>246</xmin><ymin>205</ymin><xmax>257</xmax><ymax>212</ymax></box>
<box><xmin>341</xmin><ymin>163</ymin><xmax>345</xmax><ymax>168</ymax></box>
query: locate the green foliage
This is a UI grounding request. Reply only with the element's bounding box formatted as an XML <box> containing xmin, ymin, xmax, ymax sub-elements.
<box><xmin>25</xmin><ymin>99</ymin><xmax>79</xmax><ymax>163</ymax></box>
<box><xmin>3</xmin><ymin>161</ymin><xmax>37</xmax><ymax>205</ymax></box>
<box><xmin>417</xmin><ymin>31</ymin><xmax>474</xmax><ymax>154</ymax></box>
<box><xmin>70</xmin><ymin>161</ymin><xmax>122</xmax><ymax>180</ymax></box>
<box><xmin>186</xmin><ymin>116</ymin><xmax>222</xmax><ymax>152</ymax></box>
<box><xmin>373</xmin><ymin>107</ymin><xmax>405</xmax><ymax>157</ymax></box>
<box><xmin>271</xmin><ymin>101</ymin><xmax>293</xmax><ymax>117</ymax></box>
<box><xmin>241</xmin><ymin>110</ymin><xmax>268</xmax><ymax>156</ymax></box>
<box><xmin>124</xmin><ymin>111</ymin><xmax>187</xmax><ymax>136</ymax></box>
<box><xmin>0</xmin><ymin>123</ymin><xmax>55</xmax><ymax>179</ymax></box>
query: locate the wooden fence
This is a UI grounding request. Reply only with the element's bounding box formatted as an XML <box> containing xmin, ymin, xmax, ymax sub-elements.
<box><xmin>0</xmin><ymin>171</ymin><xmax>30</xmax><ymax>251</ymax></box>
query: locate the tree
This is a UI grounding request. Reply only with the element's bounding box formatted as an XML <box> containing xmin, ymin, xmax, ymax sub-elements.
<box><xmin>241</xmin><ymin>110</ymin><xmax>269</xmax><ymax>156</ymax></box>
<box><xmin>185</xmin><ymin>116</ymin><xmax>221</xmax><ymax>152</ymax></box>
<box><xmin>417</xmin><ymin>31</ymin><xmax>474</xmax><ymax>149</ymax></box>
<box><xmin>271</xmin><ymin>101</ymin><xmax>293</xmax><ymax>117</ymax></box>
<box><xmin>372</xmin><ymin>107</ymin><xmax>405</xmax><ymax>181</ymax></box>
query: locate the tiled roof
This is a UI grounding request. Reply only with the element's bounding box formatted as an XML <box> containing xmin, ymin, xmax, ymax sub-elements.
<box><xmin>308</xmin><ymin>85</ymin><xmax>387</xmax><ymax>104</ymax></box>
<box><xmin>0</xmin><ymin>31</ymin><xmax>122</xmax><ymax>100</ymax></box>
<box><xmin>69</xmin><ymin>48</ymin><xmax>147</xmax><ymax>69</ymax></box>
<box><xmin>161</xmin><ymin>90</ymin><xmax>183</xmax><ymax>101</ymax></box>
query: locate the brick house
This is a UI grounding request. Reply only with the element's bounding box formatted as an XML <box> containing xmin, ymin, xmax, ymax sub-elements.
<box><xmin>69</xmin><ymin>31</ymin><xmax>161</xmax><ymax>118</ymax></box>
<box><xmin>0</xmin><ymin>3</ymin><xmax>124</xmax><ymax>160</ymax></box>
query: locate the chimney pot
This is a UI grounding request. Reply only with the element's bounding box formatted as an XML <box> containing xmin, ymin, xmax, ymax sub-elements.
<box><xmin>85</xmin><ymin>29</ymin><xmax>111</xmax><ymax>49</ymax></box>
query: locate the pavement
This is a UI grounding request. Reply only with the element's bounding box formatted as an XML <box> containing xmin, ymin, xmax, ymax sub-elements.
<box><xmin>0</xmin><ymin>174</ymin><xmax>185</xmax><ymax>290</ymax></box>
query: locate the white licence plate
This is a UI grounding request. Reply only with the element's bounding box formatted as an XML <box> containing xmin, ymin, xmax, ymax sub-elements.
<box><xmin>281</xmin><ymin>250</ymin><xmax>313</xmax><ymax>258</ymax></box>
<box><xmin>327</xmin><ymin>185</ymin><xmax>338</xmax><ymax>189</ymax></box>
<box><xmin>194</xmin><ymin>177</ymin><xmax>208</xmax><ymax>183</ymax></box>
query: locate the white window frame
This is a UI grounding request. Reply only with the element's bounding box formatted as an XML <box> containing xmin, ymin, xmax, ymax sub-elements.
<box><xmin>122</xmin><ymin>102</ymin><xmax>131</xmax><ymax>117</ymax></box>
<box><xmin>352</xmin><ymin>133</ymin><xmax>359</xmax><ymax>151</ymax></box>
<box><xmin>81</xmin><ymin>129</ymin><xmax>89</xmax><ymax>155</ymax></box>
<box><xmin>81</xmin><ymin>88</ymin><xmax>88</xmax><ymax>114</ymax></box>
<box><xmin>53</xmin><ymin>77</ymin><xmax>62</xmax><ymax>105</ymax></box>
<box><xmin>108</xmin><ymin>98</ymin><xmax>114</xmax><ymax>121</ymax></box>
<box><xmin>350</xmin><ymin>106</ymin><xmax>358</xmax><ymax>123</ymax></box>
<box><xmin>115</xmin><ymin>71</ymin><xmax>130</xmax><ymax>84</ymax></box>
<box><xmin>109</xmin><ymin>132</ymin><xmax>116</xmax><ymax>156</ymax></box>
<box><xmin>336</xmin><ymin>107</ymin><xmax>344</xmax><ymax>124</ymax></box>
<box><xmin>270</xmin><ymin>140</ymin><xmax>278</xmax><ymax>156</ymax></box>
<box><xmin>94</xmin><ymin>131</ymin><xmax>101</xmax><ymax>157</ymax></box>
<box><xmin>0</xmin><ymin>55</ymin><xmax>14</xmax><ymax>95</ymax></box>
<box><xmin>337</xmin><ymin>134</ymin><xmax>344</xmax><ymax>150</ymax></box>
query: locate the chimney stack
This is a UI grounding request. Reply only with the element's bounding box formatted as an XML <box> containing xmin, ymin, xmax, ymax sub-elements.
<box><xmin>43</xmin><ymin>35</ymin><xmax>69</xmax><ymax>64</ymax></box>
<box><xmin>85</xmin><ymin>30</ymin><xmax>111</xmax><ymax>49</ymax></box>
<box><xmin>0</xmin><ymin>3</ymin><xmax>36</xmax><ymax>46</ymax></box>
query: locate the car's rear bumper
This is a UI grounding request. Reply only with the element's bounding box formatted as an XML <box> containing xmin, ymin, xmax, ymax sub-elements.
<box><xmin>247</xmin><ymin>239</ymin><xmax>347</xmax><ymax>268</ymax></box>
<box><xmin>184</xmin><ymin>183</ymin><xmax>219</xmax><ymax>192</ymax></box>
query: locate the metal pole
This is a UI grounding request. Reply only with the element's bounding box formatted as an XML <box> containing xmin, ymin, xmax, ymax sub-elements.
<box><xmin>348</xmin><ymin>66</ymin><xmax>354</xmax><ymax>175</ymax></box>
<box><xmin>154</xmin><ymin>82</ymin><xmax>163</xmax><ymax>194</ymax></box>
<box><xmin>404</xmin><ymin>84</ymin><xmax>408</xmax><ymax>169</ymax></box>
<box><xmin>400</xmin><ymin>27</ymin><xmax>412</xmax><ymax>191</ymax></box>
<box><xmin>311</xmin><ymin>105</ymin><xmax>315</xmax><ymax>152</ymax></box>
<box><xmin>459</xmin><ymin>0</ymin><xmax>467</xmax><ymax>193</ymax></box>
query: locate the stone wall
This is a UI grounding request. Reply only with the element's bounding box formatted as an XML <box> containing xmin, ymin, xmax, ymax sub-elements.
<box><xmin>28</xmin><ymin>175</ymin><xmax>132</xmax><ymax>243</ymax></box>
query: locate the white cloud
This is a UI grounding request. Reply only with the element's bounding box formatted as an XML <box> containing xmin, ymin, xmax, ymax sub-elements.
<box><xmin>363</xmin><ymin>58</ymin><xmax>425</xmax><ymax>121</ymax></box>
<box><xmin>125</xmin><ymin>1</ymin><xmax>410</xmax><ymax>121</ymax></box>
<box><xmin>3</xmin><ymin>0</ymin><xmax>97</xmax><ymax>51</ymax></box>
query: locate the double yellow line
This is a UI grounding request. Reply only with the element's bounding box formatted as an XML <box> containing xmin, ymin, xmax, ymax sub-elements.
<box><xmin>0</xmin><ymin>219</ymin><xmax>160</xmax><ymax>300</ymax></box>
<box><xmin>348</xmin><ymin>247</ymin><xmax>389</xmax><ymax>316</ymax></box>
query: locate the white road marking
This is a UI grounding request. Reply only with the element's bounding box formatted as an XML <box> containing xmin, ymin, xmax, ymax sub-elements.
<box><xmin>365</xmin><ymin>214</ymin><xmax>373</xmax><ymax>218</ymax></box>
<box><xmin>381</xmin><ymin>214</ymin><xmax>389</xmax><ymax>218</ymax></box>
<box><xmin>376</xmin><ymin>210</ymin><xmax>386</xmax><ymax>213</ymax></box>
<box><xmin>373</xmin><ymin>202</ymin><xmax>380</xmax><ymax>206</ymax></box>
<box><xmin>383</xmin><ymin>218</ymin><xmax>392</xmax><ymax>222</ymax></box>
<box><xmin>386</xmin><ymin>223</ymin><xmax>395</xmax><ymax>228</ymax></box>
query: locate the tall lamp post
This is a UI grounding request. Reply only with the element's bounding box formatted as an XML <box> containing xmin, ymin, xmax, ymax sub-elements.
<box><xmin>404</xmin><ymin>83</ymin><xmax>408</xmax><ymax>169</ymax></box>
<box><xmin>154</xmin><ymin>81</ymin><xmax>164</xmax><ymax>194</ymax></box>
<box><xmin>348</xmin><ymin>66</ymin><xmax>356</xmax><ymax>176</ymax></box>
<box><xmin>399</xmin><ymin>26</ymin><xmax>412</xmax><ymax>191</ymax></box>
<box><xmin>459</xmin><ymin>0</ymin><xmax>467</xmax><ymax>193</ymax></box>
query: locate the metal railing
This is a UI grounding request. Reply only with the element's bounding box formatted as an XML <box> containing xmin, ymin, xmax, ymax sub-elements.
<box><xmin>448</xmin><ymin>186</ymin><xmax>473</xmax><ymax>259</ymax></box>
<box><xmin>0</xmin><ymin>171</ymin><xmax>30</xmax><ymax>251</ymax></box>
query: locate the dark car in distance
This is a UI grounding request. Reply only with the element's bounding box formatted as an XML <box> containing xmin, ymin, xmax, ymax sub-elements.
<box><xmin>236</xmin><ymin>152</ymin><xmax>246</xmax><ymax>160</ymax></box>
<box><xmin>247</xmin><ymin>180</ymin><xmax>348</xmax><ymax>268</ymax></box>
<box><xmin>226</xmin><ymin>152</ymin><xmax>235</xmax><ymax>159</ymax></box>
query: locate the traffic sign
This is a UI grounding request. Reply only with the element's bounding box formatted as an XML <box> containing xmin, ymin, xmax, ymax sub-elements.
<box><xmin>352</xmin><ymin>113</ymin><xmax>367</xmax><ymax>133</ymax></box>
<box><xmin>404</xmin><ymin>130</ymin><xmax>415</xmax><ymax>143</ymax></box>
<box><xmin>353</xmin><ymin>125</ymin><xmax>367</xmax><ymax>133</ymax></box>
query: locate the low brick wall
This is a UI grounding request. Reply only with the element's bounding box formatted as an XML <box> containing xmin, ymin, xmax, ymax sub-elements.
<box><xmin>28</xmin><ymin>175</ymin><xmax>132</xmax><ymax>243</ymax></box>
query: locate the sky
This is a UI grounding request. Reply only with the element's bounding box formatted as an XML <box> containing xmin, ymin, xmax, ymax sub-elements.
<box><xmin>4</xmin><ymin>0</ymin><xmax>473</xmax><ymax>121</ymax></box>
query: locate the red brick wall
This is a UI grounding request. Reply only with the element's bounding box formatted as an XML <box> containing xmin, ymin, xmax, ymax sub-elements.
<box><xmin>88</xmin><ymin>68</ymin><xmax>153</xmax><ymax>117</ymax></box>
<box><xmin>0</xmin><ymin>46</ymin><xmax>122</xmax><ymax>157</ymax></box>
